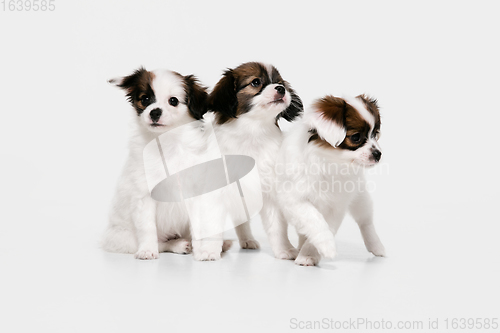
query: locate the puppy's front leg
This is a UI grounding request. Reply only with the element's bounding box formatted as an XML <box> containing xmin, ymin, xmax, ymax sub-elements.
<box><xmin>261</xmin><ymin>201</ymin><xmax>298</xmax><ymax>260</ymax></box>
<box><xmin>282</xmin><ymin>199</ymin><xmax>336</xmax><ymax>259</ymax></box>
<box><xmin>349</xmin><ymin>192</ymin><xmax>386</xmax><ymax>257</ymax></box>
<box><xmin>133</xmin><ymin>196</ymin><xmax>159</xmax><ymax>260</ymax></box>
<box><xmin>295</xmin><ymin>209</ymin><xmax>344</xmax><ymax>265</ymax></box>
<box><xmin>234</xmin><ymin>222</ymin><xmax>260</xmax><ymax>250</ymax></box>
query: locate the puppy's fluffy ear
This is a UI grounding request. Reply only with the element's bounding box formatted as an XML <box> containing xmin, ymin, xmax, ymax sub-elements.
<box><xmin>108</xmin><ymin>67</ymin><xmax>149</xmax><ymax>104</ymax></box>
<box><xmin>307</xmin><ymin>96</ymin><xmax>347</xmax><ymax>148</ymax></box>
<box><xmin>277</xmin><ymin>82</ymin><xmax>303</xmax><ymax>122</ymax></box>
<box><xmin>183</xmin><ymin>75</ymin><xmax>208</xmax><ymax>120</ymax></box>
<box><xmin>208</xmin><ymin>69</ymin><xmax>238</xmax><ymax>121</ymax></box>
<box><xmin>108</xmin><ymin>67</ymin><xmax>147</xmax><ymax>89</ymax></box>
<box><xmin>108</xmin><ymin>77</ymin><xmax>123</xmax><ymax>86</ymax></box>
<box><xmin>357</xmin><ymin>94</ymin><xmax>379</xmax><ymax>108</ymax></box>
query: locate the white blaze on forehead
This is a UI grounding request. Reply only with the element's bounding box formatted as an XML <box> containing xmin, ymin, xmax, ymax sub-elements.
<box><xmin>265</xmin><ymin>63</ymin><xmax>274</xmax><ymax>81</ymax></box>
<box><xmin>151</xmin><ymin>69</ymin><xmax>186</xmax><ymax>103</ymax></box>
<box><xmin>343</xmin><ymin>95</ymin><xmax>375</xmax><ymax>128</ymax></box>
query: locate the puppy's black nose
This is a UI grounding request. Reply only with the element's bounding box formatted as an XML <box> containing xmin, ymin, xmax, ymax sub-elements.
<box><xmin>372</xmin><ymin>150</ymin><xmax>382</xmax><ymax>162</ymax></box>
<box><xmin>275</xmin><ymin>85</ymin><xmax>285</xmax><ymax>96</ymax></box>
<box><xmin>150</xmin><ymin>108</ymin><xmax>162</xmax><ymax>122</ymax></box>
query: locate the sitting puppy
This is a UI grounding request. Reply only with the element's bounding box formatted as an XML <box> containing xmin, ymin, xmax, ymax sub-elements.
<box><xmin>277</xmin><ymin>95</ymin><xmax>386</xmax><ymax>266</ymax></box>
<box><xmin>208</xmin><ymin>62</ymin><xmax>303</xmax><ymax>259</ymax></box>
<box><xmin>102</xmin><ymin>67</ymin><xmax>226</xmax><ymax>260</ymax></box>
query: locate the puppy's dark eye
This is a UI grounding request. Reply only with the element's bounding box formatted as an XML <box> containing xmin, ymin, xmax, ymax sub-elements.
<box><xmin>169</xmin><ymin>97</ymin><xmax>179</xmax><ymax>106</ymax></box>
<box><xmin>350</xmin><ymin>133</ymin><xmax>362</xmax><ymax>143</ymax></box>
<box><xmin>251</xmin><ymin>78</ymin><xmax>261</xmax><ymax>87</ymax></box>
<box><xmin>140</xmin><ymin>95</ymin><xmax>150</xmax><ymax>105</ymax></box>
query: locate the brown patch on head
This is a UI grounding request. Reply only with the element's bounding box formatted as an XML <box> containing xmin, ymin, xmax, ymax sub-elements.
<box><xmin>234</xmin><ymin>62</ymin><xmax>274</xmax><ymax>91</ymax></box>
<box><xmin>112</xmin><ymin>67</ymin><xmax>156</xmax><ymax>115</ymax></box>
<box><xmin>308</xmin><ymin>95</ymin><xmax>379</xmax><ymax>151</ymax></box>
<box><xmin>312</xmin><ymin>96</ymin><xmax>346</xmax><ymax>127</ymax></box>
<box><xmin>208</xmin><ymin>62</ymin><xmax>303</xmax><ymax>124</ymax></box>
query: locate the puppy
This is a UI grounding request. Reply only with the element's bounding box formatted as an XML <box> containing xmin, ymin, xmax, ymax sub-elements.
<box><xmin>102</xmin><ymin>67</ymin><xmax>225</xmax><ymax>260</ymax></box>
<box><xmin>207</xmin><ymin>62</ymin><xmax>303</xmax><ymax>259</ymax></box>
<box><xmin>277</xmin><ymin>95</ymin><xmax>386</xmax><ymax>266</ymax></box>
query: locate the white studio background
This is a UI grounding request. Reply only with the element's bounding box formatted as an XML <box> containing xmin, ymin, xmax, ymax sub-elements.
<box><xmin>1</xmin><ymin>1</ymin><xmax>499</xmax><ymax>332</ymax></box>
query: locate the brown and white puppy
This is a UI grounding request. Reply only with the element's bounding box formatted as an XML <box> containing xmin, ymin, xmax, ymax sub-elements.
<box><xmin>276</xmin><ymin>95</ymin><xmax>386</xmax><ymax>266</ymax></box>
<box><xmin>102</xmin><ymin>68</ymin><xmax>222</xmax><ymax>260</ymax></box>
<box><xmin>207</xmin><ymin>62</ymin><xmax>303</xmax><ymax>259</ymax></box>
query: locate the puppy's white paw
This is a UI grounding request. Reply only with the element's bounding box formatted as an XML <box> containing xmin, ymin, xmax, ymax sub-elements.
<box><xmin>170</xmin><ymin>239</ymin><xmax>192</xmax><ymax>254</ymax></box>
<box><xmin>134</xmin><ymin>249</ymin><xmax>159</xmax><ymax>260</ymax></box>
<box><xmin>240</xmin><ymin>239</ymin><xmax>260</xmax><ymax>250</ymax></box>
<box><xmin>295</xmin><ymin>255</ymin><xmax>319</xmax><ymax>266</ymax></box>
<box><xmin>192</xmin><ymin>239</ymin><xmax>223</xmax><ymax>261</ymax></box>
<box><xmin>367</xmin><ymin>243</ymin><xmax>386</xmax><ymax>257</ymax></box>
<box><xmin>192</xmin><ymin>250</ymin><xmax>221</xmax><ymax>261</ymax></box>
<box><xmin>275</xmin><ymin>247</ymin><xmax>299</xmax><ymax>260</ymax></box>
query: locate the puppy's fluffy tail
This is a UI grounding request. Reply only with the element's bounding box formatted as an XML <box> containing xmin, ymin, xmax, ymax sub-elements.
<box><xmin>100</xmin><ymin>226</ymin><xmax>138</xmax><ymax>254</ymax></box>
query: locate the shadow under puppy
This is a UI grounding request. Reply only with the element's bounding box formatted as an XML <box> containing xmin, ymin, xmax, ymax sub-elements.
<box><xmin>207</xmin><ymin>62</ymin><xmax>303</xmax><ymax>259</ymax></box>
<box><xmin>276</xmin><ymin>95</ymin><xmax>386</xmax><ymax>266</ymax></box>
<box><xmin>101</xmin><ymin>67</ymin><xmax>230</xmax><ymax>260</ymax></box>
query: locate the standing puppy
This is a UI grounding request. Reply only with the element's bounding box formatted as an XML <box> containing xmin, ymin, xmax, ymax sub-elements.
<box><xmin>277</xmin><ymin>95</ymin><xmax>386</xmax><ymax>266</ymax></box>
<box><xmin>102</xmin><ymin>67</ymin><xmax>217</xmax><ymax>260</ymax></box>
<box><xmin>208</xmin><ymin>62</ymin><xmax>303</xmax><ymax>259</ymax></box>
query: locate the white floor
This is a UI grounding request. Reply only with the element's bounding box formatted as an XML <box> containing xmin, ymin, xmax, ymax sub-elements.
<box><xmin>1</xmin><ymin>196</ymin><xmax>498</xmax><ymax>333</ymax></box>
